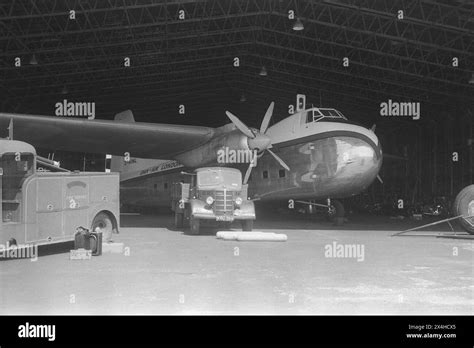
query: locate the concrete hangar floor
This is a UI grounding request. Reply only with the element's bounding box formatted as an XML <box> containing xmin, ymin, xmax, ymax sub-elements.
<box><xmin>1</xmin><ymin>210</ymin><xmax>472</xmax><ymax>315</ymax></box>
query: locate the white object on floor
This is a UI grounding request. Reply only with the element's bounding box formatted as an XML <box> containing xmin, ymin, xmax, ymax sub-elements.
<box><xmin>102</xmin><ymin>242</ymin><xmax>125</xmax><ymax>253</ymax></box>
<box><xmin>216</xmin><ymin>231</ymin><xmax>287</xmax><ymax>241</ymax></box>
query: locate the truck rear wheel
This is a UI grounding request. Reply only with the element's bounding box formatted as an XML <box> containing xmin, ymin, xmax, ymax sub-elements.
<box><xmin>453</xmin><ymin>185</ymin><xmax>474</xmax><ymax>234</ymax></box>
<box><xmin>241</xmin><ymin>220</ymin><xmax>253</xmax><ymax>231</ymax></box>
<box><xmin>174</xmin><ymin>212</ymin><xmax>184</xmax><ymax>228</ymax></box>
<box><xmin>92</xmin><ymin>212</ymin><xmax>114</xmax><ymax>242</ymax></box>
<box><xmin>190</xmin><ymin>216</ymin><xmax>200</xmax><ymax>235</ymax></box>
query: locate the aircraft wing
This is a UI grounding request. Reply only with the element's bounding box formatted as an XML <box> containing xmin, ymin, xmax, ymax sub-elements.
<box><xmin>0</xmin><ymin>113</ymin><xmax>215</xmax><ymax>158</ymax></box>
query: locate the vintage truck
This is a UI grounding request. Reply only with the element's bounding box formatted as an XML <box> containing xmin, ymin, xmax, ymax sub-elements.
<box><xmin>0</xmin><ymin>139</ymin><xmax>120</xmax><ymax>256</ymax></box>
<box><xmin>171</xmin><ymin>167</ymin><xmax>255</xmax><ymax>235</ymax></box>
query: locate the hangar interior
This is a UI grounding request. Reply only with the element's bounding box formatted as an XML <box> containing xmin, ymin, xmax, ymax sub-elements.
<box><xmin>1</xmin><ymin>0</ymin><xmax>474</xmax><ymax>317</ymax></box>
<box><xmin>1</xmin><ymin>0</ymin><xmax>473</xmax><ymax>212</ymax></box>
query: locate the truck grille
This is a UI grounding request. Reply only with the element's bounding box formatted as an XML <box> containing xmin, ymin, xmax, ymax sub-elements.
<box><xmin>214</xmin><ymin>190</ymin><xmax>234</xmax><ymax>215</ymax></box>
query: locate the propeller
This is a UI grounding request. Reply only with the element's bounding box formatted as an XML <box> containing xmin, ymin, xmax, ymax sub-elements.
<box><xmin>260</xmin><ymin>101</ymin><xmax>274</xmax><ymax>133</ymax></box>
<box><xmin>225</xmin><ymin>101</ymin><xmax>289</xmax><ymax>184</ymax></box>
<box><xmin>225</xmin><ymin>111</ymin><xmax>255</xmax><ymax>139</ymax></box>
<box><xmin>268</xmin><ymin>148</ymin><xmax>290</xmax><ymax>171</ymax></box>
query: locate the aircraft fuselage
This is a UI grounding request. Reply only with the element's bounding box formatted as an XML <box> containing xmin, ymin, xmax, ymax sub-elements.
<box><xmin>119</xmin><ymin>108</ymin><xmax>382</xmax><ymax>209</ymax></box>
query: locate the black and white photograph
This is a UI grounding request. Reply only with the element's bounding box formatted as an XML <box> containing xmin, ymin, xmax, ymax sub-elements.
<box><xmin>0</xmin><ymin>0</ymin><xmax>473</xmax><ymax>344</ymax></box>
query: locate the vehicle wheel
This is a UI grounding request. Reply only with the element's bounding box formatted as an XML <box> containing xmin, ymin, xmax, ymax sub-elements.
<box><xmin>453</xmin><ymin>185</ymin><xmax>474</xmax><ymax>234</ymax></box>
<box><xmin>241</xmin><ymin>220</ymin><xmax>253</xmax><ymax>231</ymax></box>
<box><xmin>92</xmin><ymin>212</ymin><xmax>114</xmax><ymax>242</ymax></box>
<box><xmin>327</xmin><ymin>200</ymin><xmax>345</xmax><ymax>222</ymax></box>
<box><xmin>190</xmin><ymin>216</ymin><xmax>200</xmax><ymax>235</ymax></box>
<box><xmin>222</xmin><ymin>221</ymin><xmax>232</xmax><ymax>230</ymax></box>
<box><xmin>174</xmin><ymin>212</ymin><xmax>184</xmax><ymax>229</ymax></box>
<box><xmin>183</xmin><ymin>206</ymin><xmax>191</xmax><ymax>227</ymax></box>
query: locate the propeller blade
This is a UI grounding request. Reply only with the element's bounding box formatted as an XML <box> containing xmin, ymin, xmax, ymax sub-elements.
<box><xmin>260</xmin><ymin>101</ymin><xmax>274</xmax><ymax>134</ymax></box>
<box><xmin>243</xmin><ymin>161</ymin><xmax>254</xmax><ymax>184</ymax></box>
<box><xmin>8</xmin><ymin>118</ymin><xmax>13</xmax><ymax>140</ymax></box>
<box><xmin>370</xmin><ymin>124</ymin><xmax>376</xmax><ymax>132</ymax></box>
<box><xmin>225</xmin><ymin>111</ymin><xmax>255</xmax><ymax>139</ymax></box>
<box><xmin>377</xmin><ymin>174</ymin><xmax>383</xmax><ymax>184</ymax></box>
<box><xmin>267</xmin><ymin>148</ymin><xmax>290</xmax><ymax>171</ymax></box>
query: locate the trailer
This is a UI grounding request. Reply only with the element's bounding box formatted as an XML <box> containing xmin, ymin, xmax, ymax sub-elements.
<box><xmin>0</xmin><ymin>139</ymin><xmax>119</xmax><ymax>256</ymax></box>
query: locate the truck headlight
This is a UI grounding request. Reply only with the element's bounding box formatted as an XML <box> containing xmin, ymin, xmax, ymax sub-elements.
<box><xmin>235</xmin><ymin>197</ymin><xmax>243</xmax><ymax>206</ymax></box>
<box><xmin>206</xmin><ymin>196</ymin><xmax>214</xmax><ymax>205</ymax></box>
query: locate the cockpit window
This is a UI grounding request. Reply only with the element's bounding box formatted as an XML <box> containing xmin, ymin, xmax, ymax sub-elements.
<box><xmin>305</xmin><ymin>108</ymin><xmax>347</xmax><ymax>123</ymax></box>
<box><xmin>320</xmin><ymin>109</ymin><xmax>340</xmax><ymax>117</ymax></box>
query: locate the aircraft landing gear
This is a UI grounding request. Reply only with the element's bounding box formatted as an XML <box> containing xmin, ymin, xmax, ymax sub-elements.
<box><xmin>326</xmin><ymin>198</ymin><xmax>345</xmax><ymax>224</ymax></box>
<box><xmin>295</xmin><ymin>198</ymin><xmax>345</xmax><ymax>225</ymax></box>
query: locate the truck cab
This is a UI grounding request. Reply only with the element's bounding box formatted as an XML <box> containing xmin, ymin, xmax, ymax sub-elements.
<box><xmin>172</xmin><ymin>167</ymin><xmax>256</xmax><ymax>235</ymax></box>
<box><xmin>0</xmin><ymin>140</ymin><xmax>36</xmax><ymax>227</ymax></box>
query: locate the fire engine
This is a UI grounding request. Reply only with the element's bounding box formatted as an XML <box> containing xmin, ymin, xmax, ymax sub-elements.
<box><xmin>0</xmin><ymin>139</ymin><xmax>119</xmax><ymax>256</ymax></box>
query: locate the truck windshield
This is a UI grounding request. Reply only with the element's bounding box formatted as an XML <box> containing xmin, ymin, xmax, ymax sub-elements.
<box><xmin>197</xmin><ymin>170</ymin><xmax>242</xmax><ymax>190</ymax></box>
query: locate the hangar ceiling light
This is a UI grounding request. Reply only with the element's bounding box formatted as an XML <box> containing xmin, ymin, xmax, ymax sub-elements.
<box><xmin>29</xmin><ymin>54</ymin><xmax>38</xmax><ymax>65</ymax></box>
<box><xmin>1</xmin><ymin>0</ymin><xmax>472</xmax><ymax>117</ymax></box>
<box><xmin>293</xmin><ymin>18</ymin><xmax>304</xmax><ymax>31</ymax></box>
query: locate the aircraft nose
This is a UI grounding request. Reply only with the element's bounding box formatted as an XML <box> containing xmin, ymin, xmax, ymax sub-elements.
<box><xmin>329</xmin><ymin>123</ymin><xmax>383</xmax><ymax>193</ymax></box>
<box><xmin>345</xmin><ymin>122</ymin><xmax>382</xmax><ymax>159</ymax></box>
<box><xmin>372</xmin><ymin>133</ymin><xmax>382</xmax><ymax>159</ymax></box>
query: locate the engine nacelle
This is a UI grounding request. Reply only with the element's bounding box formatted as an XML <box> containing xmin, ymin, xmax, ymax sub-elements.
<box><xmin>174</xmin><ymin>129</ymin><xmax>249</xmax><ymax>167</ymax></box>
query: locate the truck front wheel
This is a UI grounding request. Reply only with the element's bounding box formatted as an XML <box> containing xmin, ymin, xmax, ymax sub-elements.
<box><xmin>241</xmin><ymin>220</ymin><xmax>253</xmax><ymax>231</ymax></box>
<box><xmin>190</xmin><ymin>216</ymin><xmax>200</xmax><ymax>235</ymax></box>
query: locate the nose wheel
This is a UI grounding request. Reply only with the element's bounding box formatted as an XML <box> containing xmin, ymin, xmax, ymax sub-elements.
<box><xmin>326</xmin><ymin>199</ymin><xmax>345</xmax><ymax>223</ymax></box>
